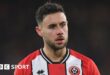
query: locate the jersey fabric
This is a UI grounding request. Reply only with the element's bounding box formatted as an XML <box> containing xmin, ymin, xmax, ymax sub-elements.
<box><xmin>14</xmin><ymin>49</ymin><xmax>100</xmax><ymax>75</ymax></box>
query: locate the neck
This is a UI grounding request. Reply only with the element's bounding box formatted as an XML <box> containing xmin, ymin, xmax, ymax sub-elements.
<box><xmin>43</xmin><ymin>46</ymin><xmax>67</xmax><ymax>62</ymax></box>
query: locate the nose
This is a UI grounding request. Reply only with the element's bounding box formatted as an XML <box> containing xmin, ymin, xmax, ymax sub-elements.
<box><xmin>56</xmin><ymin>27</ymin><xmax>63</xmax><ymax>35</ymax></box>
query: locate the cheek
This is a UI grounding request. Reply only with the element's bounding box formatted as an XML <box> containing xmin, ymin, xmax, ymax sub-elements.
<box><xmin>64</xmin><ymin>27</ymin><xmax>68</xmax><ymax>34</ymax></box>
<box><xmin>43</xmin><ymin>30</ymin><xmax>54</xmax><ymax>38</ymax></box>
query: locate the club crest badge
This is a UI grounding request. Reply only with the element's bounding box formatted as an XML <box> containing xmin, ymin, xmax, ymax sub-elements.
<box><xmin>69</xmin><ymin>66</ymin><xmax>80</xmax><ymax>75</ymax></box>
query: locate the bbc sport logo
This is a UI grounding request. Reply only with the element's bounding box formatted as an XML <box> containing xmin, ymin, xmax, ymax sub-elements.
<box><xmin>0</xmin><ymin>64</ymin><xmax>29</xmax><ymax>70</ymax></box>
<box><xmin>4</xmin><ymin>64</ymin><xmax>10</xmax><ymax>70</ymax></box>
<box><xmin>0</xmin><ymin>64</ymin><xmax>3</xmax><ymax>70</ymax></box>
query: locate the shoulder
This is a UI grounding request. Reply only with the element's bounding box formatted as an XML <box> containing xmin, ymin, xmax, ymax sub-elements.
<box><xmin>69</xmin><ymin>49</ymin><xmax>100</xmax><ymax>75</ymax></box>
<box><xmin>18</xmin><ymin>49</ymin><xmax>40</xmax><ymax>65</ymax></box>
<box><xmin>14</xmin><ymin>49</ymin><xmax>41</xmax><ymax>75</ymax></box>
<box><xmin>69</xmin><ymin>49</ymin><xmax>95</xmax><ymax>65</ymax></box>
<box><xmin>70</xmin><ymin>49</ymin><xmax>91</xmax><ymax>61</ymax></box>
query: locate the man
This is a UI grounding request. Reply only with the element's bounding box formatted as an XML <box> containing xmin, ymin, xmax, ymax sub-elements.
<box><xmin>14</xmin><ymin>2</ymin><xmax>100</xmax><ymax>75</ymax></box>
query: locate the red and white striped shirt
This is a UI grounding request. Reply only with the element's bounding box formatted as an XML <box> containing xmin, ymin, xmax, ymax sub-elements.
<box><xmin>14</xmin><ymin>49</ymin><xmax>100</xmax><ymax>75</ymax></box>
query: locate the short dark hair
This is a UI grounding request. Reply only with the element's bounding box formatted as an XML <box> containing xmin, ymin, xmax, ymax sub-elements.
<box><xmin>35</xmin><ymin>2</ymin><xmax>65</xmax><ymax>25</ymax></box>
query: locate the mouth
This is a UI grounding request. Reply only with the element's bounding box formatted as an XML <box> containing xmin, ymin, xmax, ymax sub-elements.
<box><xmin>55</xmin><ymin>37</ymin><xmax>64</xmax><ymax>44</ymax></box>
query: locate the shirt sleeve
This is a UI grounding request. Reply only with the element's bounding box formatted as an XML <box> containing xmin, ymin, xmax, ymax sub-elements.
<box><xmin>89</xmin><ymin>59</ymin><xmax>101</xmax><ymax>75</ymax></box>
<box><xmin>14</xmin><ymin>62</ymin><xmax>24</xmax><ymax>75</ymax></box>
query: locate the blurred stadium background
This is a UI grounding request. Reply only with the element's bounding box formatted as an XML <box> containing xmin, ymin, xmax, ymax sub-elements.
<box><xmin>0</xmin><ymin>0</ymin><xmax>110</xmax><ymax>75</ymax></box>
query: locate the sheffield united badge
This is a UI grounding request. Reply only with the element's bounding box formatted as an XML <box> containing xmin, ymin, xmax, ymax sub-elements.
<box><xmin>69</xmin><ymin>66</ymin><xmax>80</xmax><ymax>75</ymax></box>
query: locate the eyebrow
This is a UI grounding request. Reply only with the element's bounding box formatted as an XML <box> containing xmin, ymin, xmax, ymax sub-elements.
<box><xmin>49</xmin><ymin>21</ymin><xmax>67</xmax><ymax>26</ymax></box>
<box><xmin>47</xmin><ymin>20</ymin><xmax>67</xmax><ymax>28</ymax></box>
<box><xmin>59</xmin><ymin>21</ymin><xmax>67</xmax><ymax>25</ymax></box>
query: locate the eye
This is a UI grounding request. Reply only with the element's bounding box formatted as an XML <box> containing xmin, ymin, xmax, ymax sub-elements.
<box><xmin>60</xmin><ymin>22</ymin><xmax>67</xmax><ymax>27</ymax></box>
<box><xmin>48</xmin><ymin>24</ymin><xmax>56</xmax><ymax>29</ymax></box>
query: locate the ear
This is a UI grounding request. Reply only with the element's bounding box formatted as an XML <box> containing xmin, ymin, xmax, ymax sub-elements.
<box><xmin>35</xmin><ymin>26</ymin><xmax>43</xmax><ymax>37</ymax></box>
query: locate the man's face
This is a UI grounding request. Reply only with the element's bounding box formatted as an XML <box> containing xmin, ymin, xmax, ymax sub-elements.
<box><xmin>37</xmin><ymin>12</ymin><xmax>68</xmax><ymax>50</ymax></box>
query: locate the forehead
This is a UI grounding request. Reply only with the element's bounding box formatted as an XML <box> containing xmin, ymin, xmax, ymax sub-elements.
<box><xmin>42</xmin><ymin>12</ymin><xmax>67</xmax><ymax>26</ymax></box>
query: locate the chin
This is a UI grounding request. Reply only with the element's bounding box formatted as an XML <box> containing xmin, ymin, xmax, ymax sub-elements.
<box><xmin>53</xmin><ymin>45</ymin><xmax>65</xmax><ymax>50</ymax></box>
